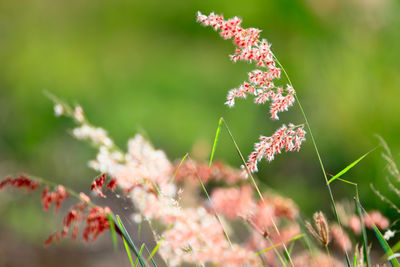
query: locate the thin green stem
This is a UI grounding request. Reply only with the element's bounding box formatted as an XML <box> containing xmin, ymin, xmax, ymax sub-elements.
<box><xmin>273</xmin><ymin>55</ymin><xmax>351</xmax><ymax>266</ymax></box>
<box><xmin>325</xmin><ymin>245</ymin><xmax>333</xmax><ymax>267</ymax></box>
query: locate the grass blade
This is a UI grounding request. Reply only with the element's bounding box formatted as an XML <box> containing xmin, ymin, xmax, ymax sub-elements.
<box><xmin>209</xmin><ymin>117</ymin><xmax>223</xmax><ymax>167</ymax></box>
<box><xmin>332</xmin><ymin>177</ymin><xmax>371</xmax><ymax>266</ymax></box>
<box><xmin>135</xmin><ymin>244</ymin><xmax>145</xmax><ymax>267</ymax></box>
<box><xmin>389</xmin><ymin>254</ymin><xmax>400</xmax><ymax>261</ymax></box>
<box><xmin>147</xmin><ymin>237</ymin><xmax>164</xmax><ymax>262</ymax></box>
<box><xmin>170</xmin><ymin>152</ymin><xmax>188</xmax><ymax>183</ymax></box>
<box><xmin>328</xmin><ymin>149</ymin><xmax>375</xmax><ymax>184</ymax></box>
<box><xmin>353</xmin><ymin>251</ymin><xmax>357</xmax><ymax>267</ymax></box>
<box><xmin>355</xmin><ymin>199</ymin><xmax>400</xmax><ymax>266</ymax></box>
<box><xmin>107</xmin><ymin>214</ymin><xmax>118</xmax><ymax>252</ymax></box>
<box><xmin>115</xmin><ymin>215</ymin><xmax>148</xmax><ymax>267</ymax></box>
<box><xmin>144</xmin><ymin>245</ymin><xmax>157</xmax><ymax>267</ymax></box>
<box><xmin>255</xmin><ymin>234</ymin><xmax>303</xmax><ymax>256</ymax></box>
<box><xmin>392</xmin><ymin>240</ymin><xmax>400</xmax><ymax>253</ymax></box>
<box><xmin>117</xmin><ymin>216</ymin><xmax>136</xmax><ymax>267</ymax></box>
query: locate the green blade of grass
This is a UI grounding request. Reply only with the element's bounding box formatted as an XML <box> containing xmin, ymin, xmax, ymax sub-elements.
<box><xmin>389</xmin><ymin>254</ymin><xmax>400</xmax><ymax>261</ymax></box>
<box><xmin>355</xmin><ymin>199</ymin><xmax>400</xmax><ymax>267</ymax></box>
<box><xmin>335</xmin><ymin>177</ymin><xmax>371</xmax><ymax>266</ymax></box>
<box><xmin>355</xmin><ymin>189</ymin><xmax>371</xmax><ymax>267</ymax></box>
<box><xmin>392</xmin><ymin>240</ymin><xmax>400</xmax><ymax>253</ymax></box>
<box><xmin>117</xmin><ymin>216</ymin><xmax>136</xmax><ymax>267</ymax></box>
<box><xmin>209</xmin><ymin>117</ymin><xmax>223</xmax><ymax>167</ymax></box>
<box><xmin>107</xmin><ymin>214</ymin><xmax>118</xmax><ymax>252</ymax></box>
<box><xmin>170</xmin><ymin>152</ymin><xmax>188</xmax><ymax>183</ymax></box>
<box><xmin>328</xmin><ymin>149</ymin><xmax>375</xmax><ymax>184</ymax></box>
<box><xmin>135</xmin><ymin>244</ymin><xmax>145</xmax><ymax>267</ymax></box>
<box><xmin>115</xmin><ymin>215</ymin><xmax>148</xmax><ymax>267</ymax></box>
<box><xmin>144</xmin><ymin>245</ymin><xmax>157</xmax><ymax>267</ymax></box>
<box><xmin>255</xmin><ymin>234</ymin><xmax>303</xmax><ymax>256</ymax></box>
<box><xmin>147</xmin><ymin>237</ymin><xmax>164</xmax><ymax>262</ymax></box>
<box><xmin>353</xmin><ymin>251</ymin><xmax>357</xmax><ymax>267</ymax></box>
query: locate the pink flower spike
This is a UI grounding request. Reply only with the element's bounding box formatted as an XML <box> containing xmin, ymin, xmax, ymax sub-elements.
<box><xmin>197</xmin><ymin>12</ymin><xmax>297</xmax><ymax>119</ymax></box>
<box><xmin>246</xmin><ymin>124</ymin><xmax>306</xmax><ymax>173</ymax></box>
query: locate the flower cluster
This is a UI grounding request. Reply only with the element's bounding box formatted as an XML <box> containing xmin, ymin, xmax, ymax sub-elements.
<box><xmin>1</xmin><ymin>10</ymin><xmax>396</xmax><ymax>267</ymax></box>
<box><xmin>348</xmin><ymin>210</ymin><xmax>389</xmax><ymax>234</ymax></box>
<box><xmin>197</xmin><ymin>12</ymin><xmax>295</xmax><ymax>120</ymax></box>
<box><xmin>41</xmin><ymin>185</ymin><xmax>70</xmax><ymax>211</ymax></box>
<box><xmin>173</xmin><ymin>159</ymin><xmax>246</xmax><ymax>185</ymax></box>
<box><xmin>90</xmin><ymin>173</ymin><xmax>117</xmax><ymax>198</ymax></box>
<box><xmin>331</xmin><ymin>224</ymin><xmax>352</xmax><ymax>252</ymax></box>
<box><xmin>73</xmin><ymin>124</ymin><xmax>113</xmax><ymax>148</ymax></box>
<box><xmin>197</xmin><ymin>12</ymin><xmax>306</xmax><ymax>172</ymax></box>
<box><xmin>246</xmin><ymin>124</ymin><xmax>306</xmax><ymax>173</ymax></box>
<box><xmin>56</xmin><ymin>102</ymin><xmax>262</xmax><ymax>266</ymax></box>
<box><xmin>45</xmin><ymin>193</ymin><xmax>111</xmax><ymax>245</ymax></box>
<box><xmin>0</xmin><ymin>174</ymin><xmax>40</xmax><ymax>191</ymax></box>
<box><xmin>0</xmin><ymin>173</ymin><xmax>113</xmax><ymax>247</ymax></box>
<box><xmin>209</xmin><ymin>185</ymin><xmax>301</xmax><ymax>265</ymax></box>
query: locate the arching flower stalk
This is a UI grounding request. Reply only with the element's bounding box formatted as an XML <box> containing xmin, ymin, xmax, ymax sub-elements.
<box><xmin>197</xmin><ymin>12</ymin><xmax>306</xmax><ymax>173</ymax></box>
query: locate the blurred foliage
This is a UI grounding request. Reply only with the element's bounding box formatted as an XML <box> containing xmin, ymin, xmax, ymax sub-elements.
<box><xmin>0</xmin><ymin>0</ymin><xmax>400</xmax><ymax>245</ymax></box>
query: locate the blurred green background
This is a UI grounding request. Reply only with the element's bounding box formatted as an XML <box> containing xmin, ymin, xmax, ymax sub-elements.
<box><xmin>0</xmin><ymin>0</ymin><xmax>400</xmax><ymax>265</ymax></box>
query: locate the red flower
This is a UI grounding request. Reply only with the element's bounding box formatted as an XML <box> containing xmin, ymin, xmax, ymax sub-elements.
<box><xmin>106</xmin><ymin>178</ymin><xmax>117</xmax><ymax>192</ymax></box>
<box><xmin>82</xmin><ymin>206</ymin><xmax>111</xmax><ymax>242</ymax></box>
<box><xmin>41</xmin><ymin>185</ymin><xmax>70</xmax><ymax>212</ymax></box>
<box><xmin>91</xmin><ymin>173</ymin><xmax>113</xmax><ymax>198</ymax></box>
<box><xmin>0</xmin><ymin>174</ymin><xmax>40</xmax><ymax>191</ymax></box>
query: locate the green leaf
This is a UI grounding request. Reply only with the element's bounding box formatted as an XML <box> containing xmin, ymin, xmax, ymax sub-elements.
<box><xmin>255</xmin><ymin>235</ymin><xmax>303</xmax><ymax>256</ymax></box>
<box><xmin>389</xmin><ymin>254</ymin><xmax>400</xmax><ymax>261</ymax></box>
<box><xmin>392</xmin><ymin>240</ymin><xmax>400</xmax><ymax>253</ymax></box>
<box><xmin>355</xmin><ymin>200</ymin><xmax>400</xmax><ymax>267</ymax></box>
<box><xmin>117</xmin><ymin>216</ymin><xmax>135</xmax><ymax>267</ymax></box>
<box><xmin>209</xmin><ymin>117</ymin><xmax>223</xmax><ymax>167</ymax></box>
<box><xmin>144</xmin><ymin>245</ymin><xmax>157</xmax><ymax>267</ymax></box>
<box><xmin>353</xmin><ymin>251</ymin><xmax>357</xmax><ymax>267</ymax></box>
<box><xmin>147</xmin><ymin>238</ymin><xmax>164</xmax><ymax>262</ymax></box>
<box><xmin>170</xmin><ymin>152</ymin><xmax>188</xmax><ymax>183</ymax></box>
<box><xmin>107</xmin><ymin>214</ymin><xmax>118</xmax><ymax>252</ymax></box>
<box><xmin>135</xmin><ymin>244</ymin><xmax>145</xmax><ymax>267</ymax></box>
<box><xmin>115</xmin><ymin>215</ymin><xmax>148</xmax><ymax>267</ymax></box>
<box><xmin>328</xmin><ymin>149</ymin><xmax>375</xmax><ymax>184</ymax></box>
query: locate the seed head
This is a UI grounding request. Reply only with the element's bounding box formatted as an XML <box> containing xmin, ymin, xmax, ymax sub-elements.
<box><xmin>306</xmin><ymin>211</ymin><xmax>330</xmax><ymax>246</ymax></box>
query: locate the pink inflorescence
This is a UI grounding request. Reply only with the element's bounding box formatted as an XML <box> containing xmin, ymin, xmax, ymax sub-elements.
<box><xmin>41</xmin><ymin>185</ymin><xmax>70</xmax><ymax>212</ymax></box>
<box><xmin>174</xmin><ymin>159</ymin><xmax>246</xmax><ymax>185</ymax></box>
<box><xmin>246</xmin><ymin>124</ymin><xmax>306</xmax><ymax>173</ymax></box>
<box><xmin>45</xmin><ymin>193</ymin><xmax>111</xmax><ymax>246</ymax></box>
<box><xmin>90</xmin><ymin>173</ymin><xmax>117</xmax><ymax>198</ymax></box>
<box><xmin>0</xmin><ymin>174</ymin><xmax>40</xmax><ymax>191</ymax></box>
<box><xmin>331</xmin><ymin>224</ymin><xmax>352</xmax><ymax>252</ymax></box>
<box><xmin>348</xmin><ymin>211</ymin><xmax>389</xmax><ymax>235</ymax></box>
<box><xmin>197</xmin><ymin>12</ymin><xmax>306</xmax><ymax>172</ymax></box>
<box><xmin>197</xmin><ymin>12</ymin><xmax>296</xmax><ymax>120</ymax></box>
